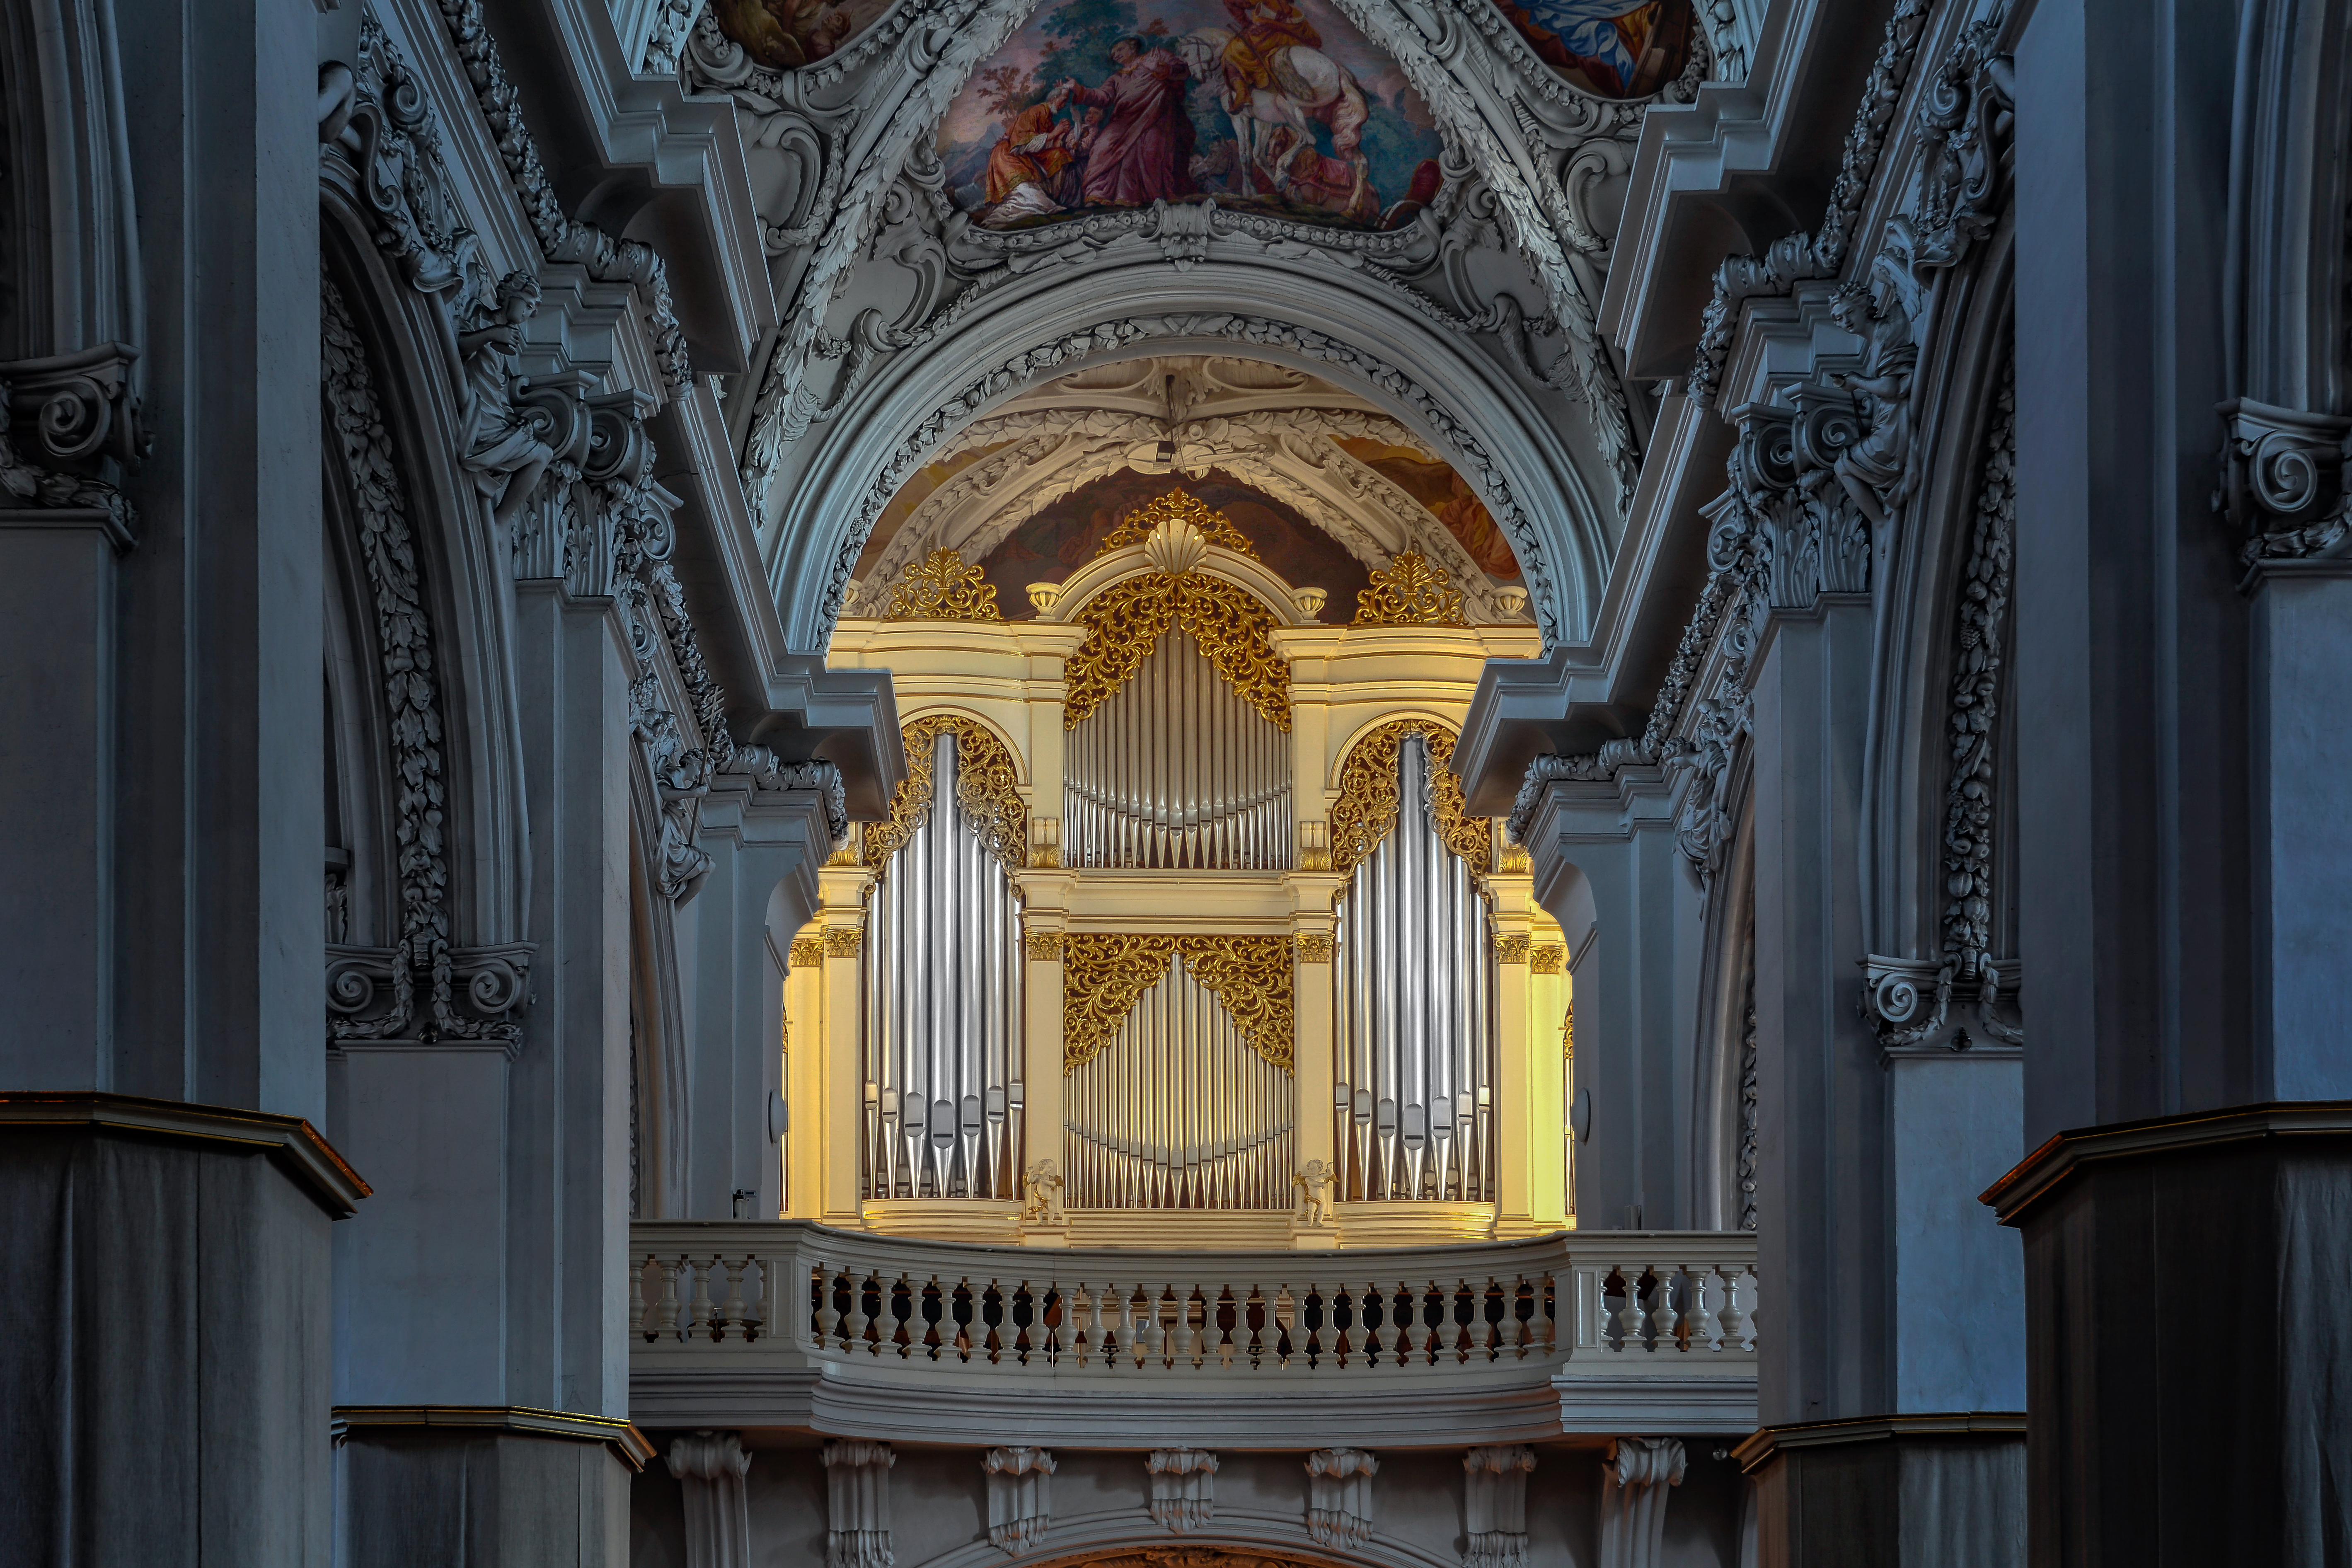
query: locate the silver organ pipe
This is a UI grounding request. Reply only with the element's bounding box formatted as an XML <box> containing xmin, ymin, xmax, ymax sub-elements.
<box><xmin>861</xmin><ymin>730</ymin><xmax>1023</xmax><ymax>1199</ymax></box>
<box><xmin>1064</xmin><ymin>627</ymin><xmax>1291</xmax><ymax>869</ymax></box>
<box><xmin>1064</xmin><ymin>953</ymin><xmax>1295</xmax><ymax>1210</ymax></box>
<box><xmin>1331</xmin><ymin>730</ymin><xmax>1498</xmax><ymax>1202</ymax></box>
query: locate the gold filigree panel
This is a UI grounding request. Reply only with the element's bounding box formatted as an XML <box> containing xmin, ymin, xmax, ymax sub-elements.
<box><xmin>1093</xmin><ymin>489</ymin><xmax>1258</xmax><ymax>559</ymax></box>
<box><xmin>1353</xmin><ymin>551</ymin><xmax>1467</xmax><ymax>626</ymax></box>
<box><xmin>861</xmin><ymin>715</ymin><xmax>1027</xmax><ymax>875</ymax></box>
<box><xmin>1327</xmin><ymin>719</ymin><xmax>1492</xmax><ymax>881</ymax></box>
<box><xmin>1061</xmin><ymin>572</ymin><xmax>1290</xmax><ymax>731</ymax></box>
<box><xmin>879</xmin><ymin>548</ymin><xmax>1002</xmax><ymax>621</ymax></box>
<box><xmin>1062</xmin><ymin>934</ymin><xmax>1294</xmax><ymax>1073</ymax></box>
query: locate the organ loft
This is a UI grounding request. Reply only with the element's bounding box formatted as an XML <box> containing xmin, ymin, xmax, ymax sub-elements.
<box><xmin>1</xmin><ymin>0</ymin><xmax>2346</xmax><ymax>1563</ymax></box>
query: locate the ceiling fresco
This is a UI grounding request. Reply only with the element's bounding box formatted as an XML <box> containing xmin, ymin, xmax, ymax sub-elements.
<box><xmin>937</xmin><ymin>0</ymin><xmax>1446</xmax><ymax>231</ymax></box>
<box><xmin>709</xmin><ymin>0</ymin><xmax>895</xmax><ymax>68</ymax></box>
<box><xmin>1492</xmin><ymin>0</ymin><xmax>1695</xmax><ymax>97</ymax></box>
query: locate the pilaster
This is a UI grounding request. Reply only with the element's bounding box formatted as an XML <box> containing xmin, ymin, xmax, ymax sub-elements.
<box><xmin>815</xmin><ymin>865</ymin><xmax>871</xmax><ymax>1227</ymax></box>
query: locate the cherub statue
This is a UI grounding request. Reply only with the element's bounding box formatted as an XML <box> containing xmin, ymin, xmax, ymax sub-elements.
<box><xmin>1826</xmin><ymin>249</ymin><xmax>1922</xmax><ymax>528</ymax></box>
<box><xmin>1293</xmin><ymin>1159</ymin><xmax>1336</xmax><ymax>1227</ymax></box>
<box><xmin>456</xmin><ymin>270</ymin><xmax>555</xmax><ymax>532</ymax></box>
<box><xmin>1022</xmin><ymin>1158</ymin><xmax>1066</xmax><ymax>1227</ymax></box>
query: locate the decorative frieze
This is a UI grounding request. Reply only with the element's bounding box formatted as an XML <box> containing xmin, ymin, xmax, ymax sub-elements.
<box><xmin>1463</xmin><ymin>1445</ymin><xmax>1535</xmax><ymax>1568</ymax></box>
<box><xmin>822</xmin><ymin>1441</ymin><xmax>895</xmax><ymax>1568</ymax></box>
<box><xmin>983</xmin><ymin>1447</ymin><xmax>1055</xmax><ymax>1555</ymax></box>
<box><xmin>1306</xmin><ymin>1448</ymin><xmax>1378</xmax><ymax>1549</ymax></box>
<box><xmin>1147</xmin><ymin>1449</ymin><xmax>1218</xmax><ymax>1534</ymax></box>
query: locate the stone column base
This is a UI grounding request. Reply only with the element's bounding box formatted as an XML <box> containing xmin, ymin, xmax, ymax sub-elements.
<box><xmin>1985</xmin><ymin>1101</ymin><xmax>2352</xmax><ymax>1565</ymax></box>
<box><xmin>1732</xmin><ymin>1413</ymin><xmax>2024</xmax><ymax>1568</ymax></box>
<box><xmin>334</xmin><ymin>1408</ymin><xmax>652</xmax><ymax>1567</ymax></box>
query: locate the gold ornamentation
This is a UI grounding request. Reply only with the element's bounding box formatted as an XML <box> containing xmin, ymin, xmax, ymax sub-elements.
<box><xmin>1093</xmin><ymin>489</ymin><xmax>1258</xmax><ymax>559</ymax></box>
<box><xmin>1041</xmin><ymin>1551</ymin><xmax>1324</xmax><ymax>1568</ymax></box>
<box><xmin>1297</xmin><ymin>820</ymin><xmax>1331</xmax><ymax>872</ymax></box>
<box><xmin>1028</xmin><ymin>815</ymin><xmax>1062</xmax><ymax>868</ymax></box>
<box><xmin>1497</xmin><ymin>842</ymin><xmax>1533</xmax><ymax>875</ymax></box>
<box><xmin>1327</xmin><ymin>719</ymin><xmax>1492</xmax><ymax>880</ymax></box>
<box><xmin>1530</xmin><ymin>944</ymin><xmax>1565</xmax><ymax>975</ymax></box>
<box><xmin>789</xmin><ymin>937</ymin><xmax>823</xmax><ymax>968</ymax></box>
<box><xmin>862</xmin><ymin>715</ymin><xmax>1027</xmax><ymax>875</ymax></box>
<box><xmin>1495</xmin><ymin>934</ymin><xmax>1531</xmax><ymax>965</ymax></box>
<box><xmin>879</xmin><ymin>548</ymin><xmax>1002</xmax><ymax>621</ymax></box>
<box><xmin>1061</xmin><ymin>571</ymin><xmax>1290</xmax><ymax>731</ymax></box>
<box><xmin>822</xmin><ymin>925</ymin><xmax>863</xmax><ymax>958</ymax></box>
<box><xmin>1352</xmin><ymin>551</ymin><xmax>1467</xmax><ymax>626</ymax></box>
<box><xmin>1564</xmin><ymin>1002</ymin><xmax>1575</xmax><ymax>1060</ymax></box>
<box><xmin>1294</xmin><ymin>932</ymin><xmax>1334</xmax><ymax>964</ymax></box>
<box><xmin>1061</xmin><ymin>934</ymin><xmax>1294</xmax><ymax>1072</ymax></box>
<box><xmin>1025</xmin><ymin>930</ymin><xmax>1067</xmax><ymax>961</ymax></box>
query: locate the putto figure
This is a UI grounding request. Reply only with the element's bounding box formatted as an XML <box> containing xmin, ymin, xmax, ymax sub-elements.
<box><xmin>455</xmin><ymin>270</ymin><xmax>554</xmax><ymax>530</ymax></box>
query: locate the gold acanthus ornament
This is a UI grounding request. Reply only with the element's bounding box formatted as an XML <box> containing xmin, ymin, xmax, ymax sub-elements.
<box><xmin>1326</xmin><ymin>719</ymin><xmax>1493</xmax><ymax>880</ymax></box>
<box><xmin>822</xmin><ymin>925</ymin><xmax>864</xmax><ymax>958</ymax></box>
<box><xmin>1530</xmin><ymin>943</ymin><xmax>1566</xmax><ymax>975</ymax></box>
<box><xmin>1062</xmin><ymin>934</ymin><xmax>1294</xmax><ymax>1073</ymax></box>
<box><xmin>861</xmin><ymin>714</ymin><xmax>1027</xmax><ymax>875</ymax></box>
<box><xmin>1061</xmin><ymin>506</ymin><xmax>1290</xmax><ymax>731</ymax></box>
<box><xmin>789</xmin><ymin>937</ymin><xmax>823</xmax><ymax>968</ymax></box>
<box><xmin>1092</xmin><ymin>489</ymin><xmax>1259</xmax><ymax>559</ymax></box>
<box><xmin>878</xmin><ymin>547</ymin><xmax>1003</xmax><ymax>621</ymax></box>
<box><xmin>1353</xmin><ymin>551</ymin><xmax>1468</xmax><ymax>626</ymax></box>
<box><xmin>1494</xmin><ymin>934</ymin><xmax>1531</xmax><ymax>965</ymax></box>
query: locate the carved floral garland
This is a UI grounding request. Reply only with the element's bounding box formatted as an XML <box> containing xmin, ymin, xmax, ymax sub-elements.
<box><xmin>1062</xmin><ymin>572</ymin><xmax>1290</xmax><ymax>731</ymax></box>
<box><xmin>1062</xmin><ymin>934</ymin><xmax>1294</xmax><ymax>1073</ymax></box>
<box><xmin>861</xmin><ymin>714</ymin><xmax>1026</xmax><ymax>874</ymax></box>
<box><xmin>1328</xmin><ymin>720</ymin><xmax>1491</xmax><ymax>881</ymax></box>
<box><xmin>322</xmin><ymin>276</ymin><xmax>515</xmax><ymax>1044</ymax></box>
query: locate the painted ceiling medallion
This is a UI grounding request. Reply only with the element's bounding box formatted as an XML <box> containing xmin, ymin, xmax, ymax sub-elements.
<box><xmin>879</xmin><ymin>547</ymin><xmax>1004</xmax><ymax>621</ymax></box>
<box><xmin>939</xmin><ymin>0</ymin><xmax>1446</xmax><ymax>233</ymax></box>
<box><xmin>1352</xmin><ymin>550</ymin><xmax>1466</xmax><ymax>625</ymax></box>
<box><xmin>1491</xmin><ymin>0</ymin><xmax>1697</xmax><ymax>99</ymax></box>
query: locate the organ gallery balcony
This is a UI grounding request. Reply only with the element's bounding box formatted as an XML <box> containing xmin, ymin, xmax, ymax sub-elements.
<box><xmin>628</xmin><ymin>1222</ymin><xmax>1760</xmax><ymax>1446</ymax></box>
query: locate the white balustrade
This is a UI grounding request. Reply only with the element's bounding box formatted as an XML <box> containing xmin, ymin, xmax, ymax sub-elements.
<box><xmin>627</xmin><ymin>1223</ymin><xmax>1759</xmax><ymax>1377</ymax></box>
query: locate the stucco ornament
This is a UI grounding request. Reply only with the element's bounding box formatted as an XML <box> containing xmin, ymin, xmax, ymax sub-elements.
<box><xmin>457</xmin><ymin>272</ymin><xmax>559</xmax><ymax>530</ymax></box>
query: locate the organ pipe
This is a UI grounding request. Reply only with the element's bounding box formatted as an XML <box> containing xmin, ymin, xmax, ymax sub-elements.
<box><xmin>861</xmin><ymin>730</ymin><xmax>1023</xmax><ymax>1199</ymax></box>
<box><xmin>1064</xmin><ymin>953</ymin><xmax>1295</xmax><ymax>1210</ymax></box>
<box><xmin>1331</xmin><ymin>730</ymin><xmax>1498</xmax><ymax>1202</ymax></box>
<box><xmin>1065</xmin><ymin>627</ymin><xmax>1291</xmax><ymax>870</ymax></box>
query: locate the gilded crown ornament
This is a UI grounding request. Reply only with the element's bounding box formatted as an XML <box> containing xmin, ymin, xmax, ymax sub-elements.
<box><xmin>1094</xmin><ymin>490</ymin><xmax>1258</xmax><ymax>560</ymax></box>
<box><xmin>1352</xmin><ymin>551</ymin><xmax>1468</xmax><ymax>626</ymax></box>
<box><xmin>879</xmin><ymin>547</ymin><xmax>1002</xmax><ymax>621</ymax></box>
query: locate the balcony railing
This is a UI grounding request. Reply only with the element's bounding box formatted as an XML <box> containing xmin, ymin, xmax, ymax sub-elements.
<box><xmin>628</xmin><ymin>1223</ymin><xmax>1760</xmax><ymax>1446</ymax></box>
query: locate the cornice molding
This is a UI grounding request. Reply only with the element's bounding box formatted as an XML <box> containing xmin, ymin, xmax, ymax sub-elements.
<box><xmin>1982</xmin><ymin>1101</ymin><xmax>2352</xmax><ymax>1227</ymax></box>
<box><xmin>332</xmin><ymin>1404</ymin><xmax>656</xmax><ymax>1469</ymax></box>
<box><xmin>1729</xmin><ymin>1411</ymin><xmax>2025</xmax><ymax>1473</ymax></box>
<box><xmin>0</xmin><ymin>1092</ymin><xmax>371</xmax><ymax>1217</ymax></box>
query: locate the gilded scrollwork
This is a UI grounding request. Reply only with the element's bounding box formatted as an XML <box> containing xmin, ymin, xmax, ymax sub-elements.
<box><xmin>861</xmin><ymin>714</ymin><xmax>1027</xmax><ymax>875</ymax></box>
<box><xmin>1328</xmin><ymin>720</ymin><xmax>1491</xmax><ymax>881</ymax></box>
<box><xmin>1061</xmin><ymin>572</ymin><xmax>1290</xmax><ymax>732</ymax></box>
<box><xmin>878</xmin><ymin>547</ymin><xmax>1004</xmax><ymax>621</ymax></box>
<box><xmin>1093</xmin><ymin>489</ymin><xmax>1258</xmax><ymax>559</ymax></box>
<box><xmin>1062</xmin><ymin>934</ymin><xmax>1295</xmax><ymax>1073</ymax></box>
<box><xmin>1352</xmin><ymin>551</ymin><xmax>1468</xmax><ymax>626</ymax></box>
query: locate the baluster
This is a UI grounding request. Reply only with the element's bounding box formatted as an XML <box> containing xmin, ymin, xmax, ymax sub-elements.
<box><xmin>1626</xmin><ymin>1266</ymin><xmax>1653</xmax><ymax>1351</ymax></box>
<box><xmin>686</xmin><ymin>1257</ymin><xmax>716</xmax><ymax>1340</ymax></box>
<box><xmin>1646</xmin><ymin>1260</ymin><xmax>1684</xmax><ymax>1354</ymax></box>
<box><xmin>655</xmin><ymin>1256</ymin><xmax>682</xmax><ymax>1340</ymax></box>
<box><xmin>1715</xmin><ymin>1265</ymin><xmax>1747</xmax><ymax>1351</ymax></box>
<box><xmin>1120</xmin><ymin>1284</ymin><xmax>1144</xmax><ymax>1369</ymax></box>
<box><xmin>1242</xmin><ymin>1283</ymin><xmax>1266</xmax><ymax>1367</ymax></box>
<box><xmin>719</xmin><ymin>1257</ymin><xmax>747</xmax><ymax>1341</ymax></box>
<box><xmin>981</xmin><ymin>1278</ymin><xmax>1003</xmax><ymax>1365</ymax></box>
<box><xmin>1071</xmin><ymin>1281</ymin><xmax>1098</xmax><ymax>1367</ymax></box>
<box><xmin>1142</xmin><ymin>1286</ymin><xmax>1168</xmax><ymax>1368</ymax></box>
<box><xmin>628</xmin><ymin>1254</ymin><xmax>647</xmax><ymax>1341</ymax></box>
<box><xmin>1299</xmin><ymin>1280</ymin><xmax>1324</xmax><ymax>1368</ymax></box>
<box><xmin>747</xmin><ymin>1255</ymin><xmax>772</xmax><ymax>1343</ymax></box>
<box><xmin>843</xmin><ymin>1270</ymin><xmax>872</xmax><ymax>1353</ymax></box>
<box><xmin>1687</xmin><ymin>1263</ymin><xmax>1720</xmax><ymax>1352</ymax></box>
<box><xmin>1273</xmin><ymin>1286</ymin><xmax>1296</xmax><ymax>1369</ymax></box>
<box><xmin>1510</xmin><ymin>1274</ymin><xmax>1534</xmax><ymax>1359</ymax></box>
<box><xmin>813</xmin><ymin>1263</ymin><xmax>840</xmax><ymax>1349</ymax></box>
<box><xmin>1737</xmin><ymin>1265</ymin><xmax>1761</xmax><ymax>1351</ymax></box>
<box><xmin>1214</xmin><ymin>1287</ymin><xmax>1238</xmax><ymax>1369</ymax></box>
<box><xmin>1481</xmin><ymin>1276</ymin><xmax>1502</xmax><ymax>1362</ymax></box>
<box><xmin>1173</xmin><ymin>1283</ymin><xmax>1200</xmax><ymax>1368</ymax></box>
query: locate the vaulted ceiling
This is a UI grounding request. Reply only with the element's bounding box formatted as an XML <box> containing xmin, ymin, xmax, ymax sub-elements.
<box><xmin>685</xmin><ymin>0</ymin><xmax>1723</xmax><ymax>652</ymax></box>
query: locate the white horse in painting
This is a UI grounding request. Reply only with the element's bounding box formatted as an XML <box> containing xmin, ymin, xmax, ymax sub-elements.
<box><xmin>1175</xmin><ymin>27</ymin><xmax>1370</xmax><ymax>196</ymax></box>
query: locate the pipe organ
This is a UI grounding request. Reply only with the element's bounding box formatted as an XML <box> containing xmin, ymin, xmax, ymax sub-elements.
<box><xmin>1064</xmin><ymin>625</ymin><xmax>1293</xmax><ymax>870</ymax></box>
<box><xmin>1330</xmin><ymin>727</ymin><xmax>1498</xmax><ymax>1203</ymax></box>
<box><xmin>859</xmin><ymin>723</ymin><xmax>1025</xmax><ymax>1200</ymax></box>
<box><xmin>1063</xmin><ymin>944</ymin><xmax>1295</xmax><ymax>1209</ymax></box>
<box><xmin>811</xmin><ymin>489</ymin><xmax>1563</xmax><ymax>1245</ymax></box>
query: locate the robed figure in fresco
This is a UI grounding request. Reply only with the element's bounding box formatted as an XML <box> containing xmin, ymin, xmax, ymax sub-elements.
<box><xmin>982</xmin><ymin>93</ymin><xmax>1082</xmax><ymax>223</ymax></box>
<box><xmin>1059</xmin><ymin>37</ymin><xmax>1199</xmax><ymax>207</ymax></box>
<box><xmin>1499</xmin><ymin>0</ymin><xmax>1691</xmax><ymax>97</ymax></box>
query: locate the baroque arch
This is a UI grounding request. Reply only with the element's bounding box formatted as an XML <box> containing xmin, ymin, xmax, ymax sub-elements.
<box><xmin>762</xmin><ymin>262</ymin><xmax>1613</xmax><ymax>653</ymax></box>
